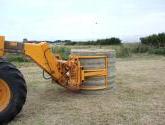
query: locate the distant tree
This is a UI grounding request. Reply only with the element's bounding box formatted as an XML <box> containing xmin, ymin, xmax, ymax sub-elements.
<box><xmin>140</xmin><ymin>33</ymin><xmax>165</xmax><ymax>48</ymax></box>
<box><xmin>57</xmin><ymin>37</ymin><xmax>122</xmax><ymax>46</ymax></box>
<box><xmin>158</xmin><ymin>33</ymin><xmax>165</xmax><ymax>47</ymax></box>
<box><xmin>23</xmin><ymin>38</ymin><xmax>28</xmax><ymax>43</ymax></box>
<box><xmin>64</xmin><ymin>40</ymin><xmax>77</xmax><ymax>45</ymax></box>
<box><xmin>109</xmin><ymin>37</ymin><xmax>121</xmax><ymax>45</ymax></box>
<box><xmin>96</xmin><ymin>37</ymin><xmax>121</xmax><ymax>45</ymax></box>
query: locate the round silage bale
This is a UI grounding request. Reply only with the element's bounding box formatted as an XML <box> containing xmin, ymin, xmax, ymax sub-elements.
<box><xmin>71</xmin><ymin>49</ymin><xmax>116</xmax><ymax>92</ymax></box>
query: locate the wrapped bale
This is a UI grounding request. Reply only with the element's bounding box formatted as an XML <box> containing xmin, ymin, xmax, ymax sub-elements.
<box><xmin>71</xmin><ymin>49</ymin><xmax>116</xmax><ymax>90</ymax></box>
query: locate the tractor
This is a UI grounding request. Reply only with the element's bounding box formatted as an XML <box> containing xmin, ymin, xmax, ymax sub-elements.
<box><xmin>0</xmin><ymin>36</ymin><xmax>108</xmax><ymax>123</ymax></box>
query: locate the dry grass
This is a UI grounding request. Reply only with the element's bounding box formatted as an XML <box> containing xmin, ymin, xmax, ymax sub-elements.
<box><xmin>9</xmin><ymin>55</ymin><xmax>165</xmax><ymax>125</ymax></box>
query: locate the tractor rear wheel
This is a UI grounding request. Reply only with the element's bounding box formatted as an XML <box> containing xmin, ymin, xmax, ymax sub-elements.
<box><xmin>0</xmin><ymin>58</ymin><xmax>27</xmax><ymax>124</ymax></box>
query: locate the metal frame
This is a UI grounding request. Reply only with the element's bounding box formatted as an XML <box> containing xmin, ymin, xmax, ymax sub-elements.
<box><xmin>72</xmin><ymin>55</ymin><xmax>109</xmax><ymax>90</ymax></box>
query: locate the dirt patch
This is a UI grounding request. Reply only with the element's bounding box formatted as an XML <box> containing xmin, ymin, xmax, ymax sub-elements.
<box><xmin>9</xmin><ymin>55</ymin><xmax>165</xmax><ymax>125</ymax></box>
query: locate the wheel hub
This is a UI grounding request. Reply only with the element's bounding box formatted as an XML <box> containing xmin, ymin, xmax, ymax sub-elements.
<box><xmin>0</xmin><ymin>79</ymin><xmax>11</xmax><ymax>112</ymax></box>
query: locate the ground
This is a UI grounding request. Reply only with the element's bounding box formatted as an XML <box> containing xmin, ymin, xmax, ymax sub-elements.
<box><xmin>9</xmin><ymin>54</ymin><xmax>165</xmax><ymax>125</ymax></box>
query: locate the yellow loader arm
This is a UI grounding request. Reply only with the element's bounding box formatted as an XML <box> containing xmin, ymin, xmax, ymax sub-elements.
<box><xmin>0</xmin><ymin>36</ymin><xmax>82</xmax><ymax>91</ymax></box>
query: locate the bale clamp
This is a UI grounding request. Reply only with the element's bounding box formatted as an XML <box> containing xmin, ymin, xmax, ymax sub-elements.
<box><xmin>70</xmin><ymin>55</ymin><xmax>109</xmax><ymax>91</ymax></box>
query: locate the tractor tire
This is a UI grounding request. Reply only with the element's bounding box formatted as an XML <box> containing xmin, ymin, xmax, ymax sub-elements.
<box><xmin>0</xmin><ymin>58</ymin><xmax>27</xmax><ymax>124</ymax></box>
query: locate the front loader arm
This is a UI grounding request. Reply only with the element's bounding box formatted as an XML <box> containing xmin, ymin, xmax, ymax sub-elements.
<box><xmin>24</xmin><ymin>42</ymin><xmax>61</xmax><ymax>80</ymax></box>
<box><xmin>24</xmin><ymin>42</ymin><xmax>82</xmax><ymax>90</ymax></box>
<box><xmin>0</xmin><ymin>36</ymin><xmax>82</xmax><ymax>91</ymax></box>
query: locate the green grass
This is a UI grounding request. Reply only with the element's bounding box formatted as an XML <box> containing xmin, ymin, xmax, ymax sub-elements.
<box><xmin>148</xmin><ymin>48</ymin><xmax>165</xmax><ymax>55</ymax></box>
<box><xmin>6</xmin><ymin>43</ymin><xmax>165</xmax><ymax>62</ymax></box>
<box><xmin>51</xmin><ymin>46</ymin><xmax>71</xmax><ymax>60</ymax></box>
<box><xmin>6</xmin><ymin>53</ymin><xmax>29</xmax><ymax>62</ymax></box>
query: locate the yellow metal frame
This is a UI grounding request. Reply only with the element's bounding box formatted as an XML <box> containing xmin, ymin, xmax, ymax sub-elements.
<box><xmin>71</xmin><ymin>55</ymin><xmax>109</xmax><ymax>90</ymax></box>
<box><xmin>0</xmin><ymin>36</ymin><xmax>5</xmax><ymax>56</ymax></box>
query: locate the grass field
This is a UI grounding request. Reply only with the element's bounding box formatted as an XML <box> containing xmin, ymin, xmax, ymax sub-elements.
<box><xmin>8</xmin><ymin>54</ymin><xmax>165</xmax><ymax>125</ymax></box>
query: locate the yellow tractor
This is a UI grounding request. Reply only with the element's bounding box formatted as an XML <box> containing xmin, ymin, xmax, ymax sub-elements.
<box><xmin>0</xmin><ymin>36</ymin><xmax>109</xmax><ymax>123</ymax></box>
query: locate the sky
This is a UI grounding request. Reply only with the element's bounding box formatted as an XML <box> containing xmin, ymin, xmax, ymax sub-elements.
<box><xmin>0</xmin><ymin>0</ymin><xmax>165</xmax><ymax>42</ymax></box>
